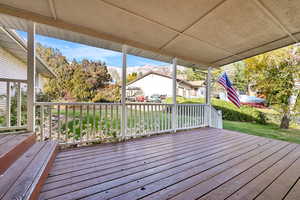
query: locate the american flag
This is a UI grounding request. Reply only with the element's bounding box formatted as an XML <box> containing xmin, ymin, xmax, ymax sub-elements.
<box><xmin>218</xmin><ymin>72</ymin><xmax>241</xmax><ymax>108</ymax></box>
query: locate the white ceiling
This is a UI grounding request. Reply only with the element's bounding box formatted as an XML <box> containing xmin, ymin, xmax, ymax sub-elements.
<box><xmin>0</xmin><ymin>0</ymin><xmax>299</xmax><ymax>69</ymax></box>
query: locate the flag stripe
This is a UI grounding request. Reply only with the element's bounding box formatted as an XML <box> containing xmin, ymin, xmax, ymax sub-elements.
<box><xmin>218</xmin><ymin>72</ymin><xmax>240</xmax><ymax>108</ymax></box>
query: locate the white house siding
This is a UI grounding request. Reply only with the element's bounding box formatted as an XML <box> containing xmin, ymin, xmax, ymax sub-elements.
<box><xmin>0</xmin><ymin>47</ymin><xmax>45</xmax><ymax>91</ymax></box>
<box><xmin>128</xmin><ymin>74</ymin><xmax>173</xmax><ymax>97</ymax></box>
<box><xmin>0</xmin><ymin>47</ymin><xmax>45</xmax><ymax>113</ymax></box>
<box><xmin>127</xmin><ymin>73</ymin><xmax>204</xmax><ymax>98</ymax></box>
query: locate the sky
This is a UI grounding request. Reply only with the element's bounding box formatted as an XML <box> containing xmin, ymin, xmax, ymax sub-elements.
<box><xmin>17</xmin><ymin>31</ymin><xmax>168</xmax><ymax>67</ymax></box>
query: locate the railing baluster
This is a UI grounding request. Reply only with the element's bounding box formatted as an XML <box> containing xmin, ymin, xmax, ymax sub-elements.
<box><xmin>72</xmin><ymin>106</ymin><xmax>76</xmax><ymax>143</ymax></box>
<box><xmin>105</xmin><ymin>104</ymin><xmax>108</xmax><ymax>137</ymax></box>
<box><xmin>116</xmin><ymin>104</ymin><xmax>119</xmax><ymax>137</ymax></box>
<box><xmin>139</xmin><ymin>104</ymin><xmax>142</xmax><ymax>135</ymax></box>
<box><xmin>110</xmin><ymin>104</ymin><xmax>113</xmax><ymax>137</ymax></box>
<box><xmin>87</xmin><ymin>104</ymin><xmax>90</xmax><ymax>140</ymax></box>
<box><xmin>99</xmin><ymin>104</ymin><xmax>102</xmax><ymax>138</ymax></box>
<box><xmin>40</xmin><ymin>105</ymin><xmax>44</xmax><ymax>141</ymax></box>
<box><xmin>6</xmin><ymin>81</ymin><xmax>11</xmax><ymax>127</ymax></box>
<box><xmin>17</xmin><ymin>82</ymin><xmax>21</xmax><ymax>127</ymax></box>
<box><xmin>93</xmin><ymin>104</ymin><xmax>96</xmax><ymax>138</ymax></box>
<box><xmin>143</xmin><ymin>104</ymin><xmax>146</xmax><ymax>135</ymax></box>
<box><xmin>79</xmin><ymin>105</ymin><xmax>83</xmax><ymax>143</ymax></box>
<box><xmin>65</xmin><ymin>105</ymin><xmax>68</xmax><ymax>142</ymax></box>
<box><xmin>57</xmin><ymin>104</ymin><xmax>61</xmax><ymax>141</ymax></box>
<box><xmin>49</xmin><ymin>105</ymin><xmax>52</xmax><ymax>139</ymax></box>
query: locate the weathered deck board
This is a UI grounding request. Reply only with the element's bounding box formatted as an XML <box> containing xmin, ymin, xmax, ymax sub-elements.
<box><xmin>0</xmin><ymin>132</ymin><xmax>35</xmax><ymax>174</ymax></box>
<box><xmin>39</xmin><ymin>128</ymin><xmax>300</xmax><ymax>200</ymax></box>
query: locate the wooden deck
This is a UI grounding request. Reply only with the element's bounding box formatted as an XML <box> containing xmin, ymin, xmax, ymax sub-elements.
<box><xmin>39</xmin><ymin>128</ymin><xmax>300</xmax><ymax>200</ymax></box>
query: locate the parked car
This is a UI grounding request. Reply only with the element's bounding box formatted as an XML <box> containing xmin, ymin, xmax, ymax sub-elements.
<box><xmin>136</xmin><ymin>95</ymin><xmax>145</xmax><ymax>102</ymax></box>
<box><xmin>240</xmin><ymin>95</ymin><xmax>266</xmax><ymax>108</ymax></box>
<box><xmin>147</xmin><ymin>94</ymin><xmax>161</xmax><ymax>103</ymax></box>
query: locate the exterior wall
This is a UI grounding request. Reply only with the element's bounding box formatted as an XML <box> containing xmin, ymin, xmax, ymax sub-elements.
<box><xmin>0</xmin><ymin>47</ymin><xmax>46</xmax><ymax>113</ymax></box>
<box><xmin>0</xmin><ymin>47</ymin><xmax>27</xmax><ymax>81</ymax></box>
<box><xmin>128</xmin><ymin>74</ymin><xmax>173</xmax><ymax>97</ymax></box>
<box><xmin>127</xmin><ymin>73</ymin><xmax>204</xmax><ymax>98</ymax></box>
<box><xmin>0</xmin><ymin>47</ymin><xmax>45</xmax><ymax>94</ymax></box>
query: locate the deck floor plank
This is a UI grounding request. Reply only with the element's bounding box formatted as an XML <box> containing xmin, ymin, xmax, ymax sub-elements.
<box><xmin>225</xmin><ymin>145</ymin><xmax>300</xmax><ymax>200</ymax></box>
<box><xmin>255</xmin><ymin>155</ymin><xmax>300</xmax><ymax>200</ymax></box>
<box><xmin>52</xmin><ymin>132</ymin><xmax>232</xmax><ymax>167</ymax></box>
<box><xmin>45</xmin><ymin>133</ymin><xmax>249</xmax><ymax>185</ymax></box>
<box><xmin>284</xmin><ymin>178</ymin><xmax>300</xmax><ymax>200</ymax></box>
<box><xmin>41</xmin><ymin>135</ymin><xmax>260</xmax><ymax>196</ymax></box>
<box><xmin>198</xmin><ymin>143</ymin><xmax>299</xmax><ymax>200</ymax></box>
<box><xmin>48</xmin><ymin>132</ymin><xmax>248</xmax><ymax>177</ymax></box>
<box><xmin>53</xmin><ymin>129</ymin><xmax>229</xmax><ymax>165</ymax></box>
<box><xmin>38</xmin><ymin>128</ymin><xmax>300</xmax><ymax>200</ymax></box>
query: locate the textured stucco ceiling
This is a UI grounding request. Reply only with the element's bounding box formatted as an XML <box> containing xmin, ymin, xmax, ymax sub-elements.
<box><xmin>0</xmin><ymin>0</ymin><xmax>299</xmax><ymax>69</ymax></box>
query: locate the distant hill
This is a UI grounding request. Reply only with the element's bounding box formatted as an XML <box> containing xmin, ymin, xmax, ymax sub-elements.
<box><xmin>107</xmin><ymin>65</ymin><xmax>186</xmax><ymax>83</ymax></box>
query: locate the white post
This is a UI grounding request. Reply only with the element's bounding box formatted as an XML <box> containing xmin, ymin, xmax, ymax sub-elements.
<box><xmin>172</xmin><ymin>58</ymin><xmax>177</xmax><ymax>132</ymax></box>
<box><xmin>17</xmin><ymin>82</ymin><xmax>22</xmax><ymax>127</ymax></box>
<box><xmin>6</xmin><ymin>81</ymin><xmax>11</xmax><ymax>127</ymax></box>
<box><xmin>27</xmin><ymin>22</ymin><xmax>36</xmax><ymax>132</ymax></box>
<box><xmin>121</xmin><ymin>45</ymin><xmax>127</xmax><ymax>140</ymax></box>
<box><xmin>217</xmin><ymin>110</ymin><xmax>223</xmax><ymax>129</ymax></box>
<box><xmin>206</xmin><ymin>67</ymin><xmax>212</xmax><ymax>127</ymax></box>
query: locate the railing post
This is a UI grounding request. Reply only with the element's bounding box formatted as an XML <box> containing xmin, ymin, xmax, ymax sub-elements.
<box><xmin>121</xmin><ymin>45</ymin><xmax>127</xmax><ymax>140</ymax></box>
<box><xmin>6</xmin><ymin>81</ymin><xmax>11</xmax><ymax>127</ymax></box>
<box><xmin>27</xmin><ymin>22</ymin><xmax>36</xmax><ymax>132</ymax></box>
<box><xmin>218</xmin><ymin>110</ymin><xmax>223</xmax><ymax>129</ymax></box>
<box><xmin>172</xmin><ymin>57</ymin><xmax>177</xmax><ymax>132</ymax></box>
<box><xmin>17</xmin><ymin>82</ymin><xmax>22</xmax><ymax>127</ymax></box>
<box><xmin>206</xmin><ymin>67</ymin><xmax>212</xmax><ymax>127</ymax></box>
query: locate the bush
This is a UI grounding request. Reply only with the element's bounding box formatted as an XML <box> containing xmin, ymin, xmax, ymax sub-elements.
<box><xmin>165</xmin><ymin>97</ymin><xmax>267</xmax><ymax>124</ymax></box>
<box><xmin>92</xmin><ymin>84</ymin><xmax>120</xmax><ymax>103</ymax></box>
<box><xmin>212</xmin><ymin>99</ymin><xmax>267</xmax><ymax>124</ymax></box>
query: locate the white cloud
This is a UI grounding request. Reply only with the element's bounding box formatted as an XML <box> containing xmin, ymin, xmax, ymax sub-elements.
<box><xmin>60</xmin><ymin>45</ymin><xmax>120</xmax><ymax>62</ymax></box>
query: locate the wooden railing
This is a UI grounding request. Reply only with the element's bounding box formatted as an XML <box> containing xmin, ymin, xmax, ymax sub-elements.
<box><xmin>0</xmin><ymin>78</ymin><xmax>27</xmax><ymax>131</ymax></box>
<box><xmin>35</xmin><ymin>102</ymin><xmax>222</xmax><ymax>145</ymax></box>
<box><xmin>211</xmin><ymin>105</ymin><xmax>223</xmax><ymax>129</ymax></box>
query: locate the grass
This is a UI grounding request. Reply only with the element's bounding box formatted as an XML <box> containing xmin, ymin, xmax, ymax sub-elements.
<box><xmin>223</xmin><ymin>120</ymin><xmax>300</xmax><ymax>144</ymax></box>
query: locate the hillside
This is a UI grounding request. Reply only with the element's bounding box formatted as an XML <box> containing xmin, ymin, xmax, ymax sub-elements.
<box><xmin>107</xmin><ymin>65</ymin><xmax>186</xmax><ymax>82</ymax></box>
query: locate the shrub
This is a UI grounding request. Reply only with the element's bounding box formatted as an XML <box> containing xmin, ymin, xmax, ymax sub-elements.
<box><xmin>165</xmin><ymin>97</ymin><xmax>267</xmax><ymax>124</ymax></box>
<box><xmin>212</xmin><ymin>99</ymin><xmax>267</xmax><ymax>124</ymax></box>
<box><xmin>93</xmin><ymin>84</ymin><xmax>121</xmax><ymax>103</ymax></box>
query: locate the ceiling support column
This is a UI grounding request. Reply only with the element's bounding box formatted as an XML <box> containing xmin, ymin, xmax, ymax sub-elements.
<box><xmin>206</xmin><ymin>67</ymin><xmax>212</xmax><ymax>127</ymax></box>
<box><xmin>121</xmin><ymin>45</ymin><xmax>127</xmax><ymax>140</ymax></box>
<box><xmin>172</xmin><ymin>57</ymin><xmax>177</xmax><ymax>132</ymax></box>
<box><xmin>27</xmin><ymin>22</ymin><xmax>36</xmax><ymax>132</ymax></box>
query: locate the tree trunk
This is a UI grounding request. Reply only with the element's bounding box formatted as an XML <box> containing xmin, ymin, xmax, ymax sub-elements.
<box><xmin>280</xmin><ymin>113</ymin><xmax>290</xmax><ymax>129</ymax></box>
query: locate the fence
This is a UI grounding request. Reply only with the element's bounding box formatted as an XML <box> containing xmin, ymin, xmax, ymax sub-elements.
<box><xmin>35</xmin><ymin>102</ymin><xmax>222</xmax><ymax>145</ymax></box>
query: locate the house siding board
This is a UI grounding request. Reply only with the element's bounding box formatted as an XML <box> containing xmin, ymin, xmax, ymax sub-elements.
<box><xmin>129</xmin><ymin>74</ymin><xmax>172</xmax><ymax>97</ymax></box>
<box><xmin>0</xmin><ymin>47</ymin><xmax>45</xmax><ymax>114</ymax></box>
<box><xmin>127</xmin><ymin>73</ymin><xmax>204</xmax><ymax>98</ymax></box>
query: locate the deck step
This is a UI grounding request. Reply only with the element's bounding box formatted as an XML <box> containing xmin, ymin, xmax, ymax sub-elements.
<box><xmin>0</xmin><ymin>133</ymin><xmax>36</xmax><ymax>174</ymax></box>
<box><xmin>0</xmin><ymin>141</ymin><xmax>58</xmax><ymax>200</ymax></box>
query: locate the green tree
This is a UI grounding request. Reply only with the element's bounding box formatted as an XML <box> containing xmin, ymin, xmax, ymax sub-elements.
<box><xmin>127</xmin><ymin>72</ymin><xmax>138</xmax><ymax>83</ymax></box>
<box><xmin>245</xmin><ymin>46</ymin><xmax>300</xmax><ymax>129</ymax></box>
<box><xmin>183</xmin><ymin>68</ymin><xmax>205</xmax><ymax>81</ymax></box>
<box><xmin>37</xmin><ymin>43</ymin><xmax>114</xmax><ymax>102</ymax></box>
<box><xmin>232</xmin><ymin>62</ymin><xmax>249</xmax><ymax>94</ymax></box>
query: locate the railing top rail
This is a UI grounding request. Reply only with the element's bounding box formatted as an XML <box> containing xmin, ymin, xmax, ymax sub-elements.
<box><xmin>35</xmin><ymin>102</ymin><xmax>208</xmax><ymax>106</ymax></box>
<box><xmin>126</xmin><ymin>102</ymin><xmax>171</xmax><ymax>106</ymax></box>
<box><xmin>0</xmin><ymin>78</ymin><xmax>27</xmax><ymax>83</ymax></box>
<box><xmin>35</xmin><ymin>102</ymin><xmax>122</xmax><ymax>106</ymax></box>
<box><xmin>177</xmin><ymin>104</ymin><xmax>207</xmax><ymax>106</ymax></box>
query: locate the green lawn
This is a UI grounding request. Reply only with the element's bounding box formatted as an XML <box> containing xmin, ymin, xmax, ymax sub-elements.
<box><xmin>223</xmin><ymin>120</ymin><xmax>300</xmax><ymax>144</ymax></box>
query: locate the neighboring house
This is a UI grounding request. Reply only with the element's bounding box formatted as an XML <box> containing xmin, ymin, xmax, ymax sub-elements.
<box><xmin>0</xmin><ymin>28</ymin><xmax>55</xmax><ymax>110</ymax></box>
<box><xmin>126</xmin><ymin>71</ymin><xmax>205</xmax><ymax>98</ymax></box>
